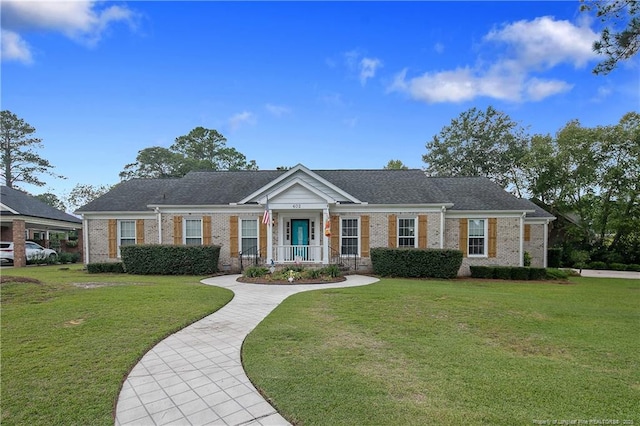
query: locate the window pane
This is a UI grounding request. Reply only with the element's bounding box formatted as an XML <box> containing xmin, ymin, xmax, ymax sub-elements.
<box><xmin>469</xmin><ymin>237</ymin><xmax>485</xmax><ymax>255</ymax></box>
<box><xmin>241</xmin><ymin>220</ymin><xmax>258</xmax><ymax>256</ymax></box>
<box><xmin>119</xmin><ymin>220</ymin><xmax>136</xmax><ymax>246</ymax></box>
<box><xmin>398</xmin><ymin>218</ymin><xmax>415</xmax><ymax>247</ymax></box>
<box><xmin>120</xmin><ymin>221</ymin><xmax>135</xmax><ymax>238</ymax></box>
<box><xmin>469</xmin><ymin>219</ymin><xmax>485</xmax><ymax>237</ymax></box>
<box><xmin>185</xmin><ymin>219</ymin><xmax>202</xmax><ymax>238</ymax></box>
<box><xmin>341</xmin><ymin>219</ymin><xmax>358</xmax><ymax>255</ymax></box>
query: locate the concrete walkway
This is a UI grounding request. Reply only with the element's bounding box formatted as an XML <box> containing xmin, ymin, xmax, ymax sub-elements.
<box><xmin>114</xmin><ymin>274</ymin><xmax>379</xmax><ymax>426</ymax></box>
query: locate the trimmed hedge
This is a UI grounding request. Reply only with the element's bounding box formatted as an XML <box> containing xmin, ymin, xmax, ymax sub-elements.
<box><xmin>371</xmin><ymin>248</ymin><xmax>463</xmax><ymax>279</ymax></box>
<box><xmin>120</xmin><ymin>244</ymin><xmax>221</xmax><ymax>275</ymax></box>
<box><xmin>87</xmin><ymin>262</ymin><xmax>125</xmax><ymax>274</ymax></box>
<box><xmin>469</xmin><ymin>266</ymin><xmax>552</xmax><ymax>281</ymax></box>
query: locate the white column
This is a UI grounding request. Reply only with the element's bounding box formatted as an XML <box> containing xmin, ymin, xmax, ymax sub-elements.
<box><xmin>323</xmin><ymin>208</ymin><xmax>330</xmax><ymax>264</ymax></box>
<box><xmin>155</xmin><ymin>208</ymin><xmax>162</xmax><ymax>244</ymax></box>
<box><xmin>266</xmin><ymin>209</ymin><xmax>273</xmax><ymax>264</ymax></box>
<box><xmin>82</xmin><ymin>217</ymin><xmax>89</xmax><ymax>264</ymax></box>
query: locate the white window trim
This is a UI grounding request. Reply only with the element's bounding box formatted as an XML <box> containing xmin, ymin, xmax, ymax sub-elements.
<box><xmin>467</xmin><ymin>218</ymin><xmax>488</xmax><ymax>258</ymax></box>
<box><xmin>397</xmin><ymin>216</ymin><xmax>418</xmax><ymax>248</ymax></box>
<box><xmin>340</xmin><ymin>217</ymin><xmax>360</xmax><ymax>257</ymax></box>
<box><xmin>239</xmin><ymin>218</ymin><xmax>259</xmax><ymax>257</ymax></box>
<box><xmin>117</xmin><ymin>219</ymin><xmax>136</xmax><ymax>258</ymax></box>
<box><xmin>183</xmin><ymin>218</ymin><xmax>203</xmax><ymax>245</ymax></box>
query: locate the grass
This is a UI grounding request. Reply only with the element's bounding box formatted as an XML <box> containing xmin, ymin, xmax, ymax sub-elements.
<box><xmin>243</xmin><ymin>277</ymin><xmax>640</xmax><ymax>425</ymax></box>
<box><xmin>0</xmin><ymin>265</ymin><xmax>233</xmax><ymax>426</ymax></box>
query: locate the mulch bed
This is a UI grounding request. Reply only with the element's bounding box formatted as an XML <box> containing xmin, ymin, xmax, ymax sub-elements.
<box><xmin>0</xmin><ymin>276</ymin><xmax>42</xmax><ymax>285</ymax></box>
<box><xmin>236</xmin><ymin>276</ymin><xmax>347</xmax><ymax>285</ymax></box>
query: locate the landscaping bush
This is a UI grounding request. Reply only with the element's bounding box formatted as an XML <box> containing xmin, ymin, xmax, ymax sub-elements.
<box><xmin>244</xmin><ymin>266</ymin><xmax>269</xmax><ymax>278</ymax></box>
<box><xmin>493</xmin><ymin>266</ymin><xmax>512</xmax><ymax>280</ymax></box>
<box><xmin>588</xmin><ymin>261</ymin><xmax>608</xmax><ymax>270</ymax></box>
<box><xmin>609</xmin><ymin>263</ymin><xmax>628</xmax><ymax>271</ymax></box>
<box><xmin>120</xmin><ymin>244</ymin><xmax>221</xmax><ymax>275</ymax></box>
<box><xmin>546</xmin><ymin>268</ymin><xmax>570</xmax><ymax>280</ymax></box>
<box><xmin>58</xmin><ymin>252</ymin><xmax>81</xmax><ymax>264</ymax></box>
<box><xmin>87</xmin><ymin>262</ymin><xmax>125</xmax><ymax>274</ymax></box>
<box><xmin>371</xmin><ymin>248</ymin><xmax>463</xmax><ymax>279</ymax></box>
<box><xmin>510</xmin><ymin>267</ymin><xmax>531</xmax><ymax>281</ymax></box>
<box><xmin>469</xmin><ymin>266</ymin><xmax>495</xmax><ymax>279</ymax></box>
<box><xmin>528</xmin><ymin>268</ymin><xmax>547</xmax><ymax>280</ymax></box>
<box><xmin>547</xmin><ymin>248</ymin><xmax>562</xmax><ymax>268</ymax></box>
<box><xmin>627</xmin><ymin>264</ymin><xmax>640</xmax><ymax>272</ymax></box>
<box><xmin>319</xmin><ymin>264</ymin><xmax>341</xmax><ymax>278</ymax></box>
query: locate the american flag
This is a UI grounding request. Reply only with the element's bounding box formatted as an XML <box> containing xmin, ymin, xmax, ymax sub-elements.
<box><xmin>262</xmin><ymin>196</ymin><xmax>270</xmax><ymax>224</ymax></box>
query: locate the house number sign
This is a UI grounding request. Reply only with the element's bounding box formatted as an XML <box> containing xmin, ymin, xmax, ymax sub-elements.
<box><xmin>292</xmin><ymin>204</ymin><xmax>302</xmax><ymax>208</ymax></box>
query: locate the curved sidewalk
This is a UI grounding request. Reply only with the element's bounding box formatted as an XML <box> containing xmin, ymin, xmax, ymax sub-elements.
<box><xmin>114</xmin><ymin>274</ymin><xmax>379</xmax><ymax>426</ymax></box>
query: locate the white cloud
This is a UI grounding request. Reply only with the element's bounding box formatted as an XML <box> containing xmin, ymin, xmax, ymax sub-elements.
<box><xmin>434</xmin><ymin>42</ymin><xmax>444</xmax><ymax>54</ymax></box>
<box><xmin>484</xmin><ymin>16</ymin><xmax>598</xmax><ymax>69</ymax></box>
<box><xmin>343</xmin><ymin>50</ymin><xmax>382</xmax><ymax>85</ymax></box>
<box><xmin>388</xmin><ymin>16</ymin><xmax>599</xmax><ymax>103</ymax></box>
<box><xmin>1</xmin><ymin>29</ymin><xmax>32</xmax><ymax>63</ymax></box>
<box><xmin>1</xmin><ymin>0</ymin><xmax>136</xmax><ymax>62</ymax></box>
<box><xmin>359</xmin><ymin>57</ymin><xmax>382</xmax><ymax>86</ymax></box>
<box><xmin>228</xmin><ymin>111</ymin><xmax>256</xmax><ymax>131</ymax></box>
<box><xmin>265</xmin><ymin>104</ymin><xmax>291</xmax><ymax>117</ymax></box>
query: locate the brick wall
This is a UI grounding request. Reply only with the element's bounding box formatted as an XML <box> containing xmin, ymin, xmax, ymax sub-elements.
<box><xmin>524</xmin><ymin>223</ymin><xmax>546</xmax><ymax>267</ymax></box>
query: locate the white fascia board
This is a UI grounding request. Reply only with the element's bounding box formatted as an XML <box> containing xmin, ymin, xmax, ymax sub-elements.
<box><xmin>237</xmin><ymin>164</ymin><xmax>362</xmax><ymax>205</ymax></box>
<box><xmin>0</xmin><ymin>215</ymin><xmax>81</xmax><ymax>229</ymax></box>
<box><xmin>0</xmin><ymin>203</ymin><xmax>19</xmax><ymax>214</ymax></box>
<box><xmin>78</xmin><ymin>211</ymin><xmax>157</xmax><ymax>220</ymax></box>
<box><xmin>148</xmin><ymin>205</ymin><xmax>263</xmax><ymax>215</ymax></box>
<box><xmin>525</xmin><ymin>217</ymin><xmax>557</xmax><ymax>224</ymax></box>
<box><xmin>445</xmin><ymin>210</ymin><xmax>534</xmax><ymax>218</ymax></box>
<box><xmin>332</xmin><ymin>204</ymin><xmax>452</xmax><ymax>213</ymax></box>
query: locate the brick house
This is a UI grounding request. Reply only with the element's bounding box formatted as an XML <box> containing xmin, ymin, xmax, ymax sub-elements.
<box><xmin>75</xmin><ymin>164</ymin><xmax>555</xmax><ymax>275</ymax></box>
<box><xmin>1</xmin><ymin>185</ymin><xmax>83</xmax><ymax>267</ymax></box>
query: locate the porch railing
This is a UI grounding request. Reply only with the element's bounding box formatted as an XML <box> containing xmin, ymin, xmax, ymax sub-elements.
<box><xmin>277</xmin><ymin>245</ymin><xmax>322</xmax><ymax>262</ymax></box>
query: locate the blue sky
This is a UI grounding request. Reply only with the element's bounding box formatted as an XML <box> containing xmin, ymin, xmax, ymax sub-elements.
<box><xmin>2</xmin><ymin>1</ymin><xmax>638</xmax><ymax>201</ymax></box>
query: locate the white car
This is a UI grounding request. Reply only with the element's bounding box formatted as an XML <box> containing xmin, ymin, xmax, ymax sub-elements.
<box><xmin>0</xmin><ymin>241</ymin><xmax>58</xmax><ymax>264</ymax></box>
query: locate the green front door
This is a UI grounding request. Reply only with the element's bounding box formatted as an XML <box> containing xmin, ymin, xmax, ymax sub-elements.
<box><xmin>291</xmin><ymin>219</ymin><xmax>309</xmax><ymax>260</ymax></box>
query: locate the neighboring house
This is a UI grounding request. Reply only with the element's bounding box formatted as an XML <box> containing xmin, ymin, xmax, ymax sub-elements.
<box><xmin>1</xmin><ymin>185</ymin><xmax>83</xmax><ymax>267</ymax></box>
<box><xmin>76</xmin><ymin>164</ymin><xmax>555</xmax><ymax>275</ymax></box>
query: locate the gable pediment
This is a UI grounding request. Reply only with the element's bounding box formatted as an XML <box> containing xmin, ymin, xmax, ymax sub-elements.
<box><xmin>238</xmin><ymin>164</ymin><xmax>362</xmax><ymax>205</ymax></box>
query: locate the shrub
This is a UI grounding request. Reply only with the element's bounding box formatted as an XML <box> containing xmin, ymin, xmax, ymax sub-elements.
<box><xmin>588</xmin><ymin>261</ymin><xmax>608</xmax><ymax>270</ymax></box>
<box><xmin>546</xmin><ymin>268</ymin><xmax>569</xmax><ymax>280</ymax></box>
<box><xmin>528</xmin><ymin>268</ymin><xmax>547</xmax><ymax>280</ymax></box>
<box><xmin>523</xmin><ymin>252</ymin><xmax>532</xmax><ymax>267</ymax></box>
<box><xmin>491</xmin><ymin>266</ymin><xmax>511</xmax><ymax>280</ymax></box>
<box><xmin>320</xmin><ymin>264</ymin><xmax>341</xmax><ymax>278</ymax></box>
<box><xmin>371</xmin><ymin>248</ymin><xmax>462</xmax><ymax>279</ymax></box>
<box><xmin>609</xmin><ymin>263</ymin><xmax>628</xmax><ymax>271</ymax></box>
<box><xmin>304</xmin><ymin>268</ymin><xmax>323</xmax><ymax>279</ymax></box>
<box><xmin>57</xmin><ymin>252</ymin><xmax>80</xmax><ymax>264</ymax></box>
<box><xmin>244</xmin><ymin>266</ymin><xmax>269</xmax><ymax>278</ymax></box>
<box><xmin>87</xmin><ymin>262</ymin><xmax>125</xmax><ymax>274</ymax></box>
<box><xmin>547</xmin><ymin>248</ymin><xmax>563</xmax><ymax>268</ymax></box>
<box><xmin>627</xmin><ymin>264</ymin><xmax>640</xmax><ymax>272</ymax></box>
<box><xmin>510</xmin><ymin>267</ymin><xmax>530</xmax><ymax>281</ymax></box>
<box><xmin>120</xmin><ymin>244</ymin><xmax>220</xmax><ymax>275</ymax></box>
<box><xmin>469</xmin><ymin>266</ymin><xmax>495</xmax><ymax>279</ymax></box>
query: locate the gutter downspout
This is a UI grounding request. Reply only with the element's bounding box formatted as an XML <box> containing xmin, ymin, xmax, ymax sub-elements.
<box><xmin>520</xmin><ymin>212</ymin><xmax>526</xmax><ymax>267</ymax></box>
<box><xmin>543</xmin><ymin>220</ymin><xmax>549</xmax><ymax>268</ymax></box>
<box><xmin>440</xmin><ymin>206</ymin><xmax>445</xmax><ymax>249</ymax></box>
<box><xmin>155</xmin><ymin>207</ymin><xmax>162</xmax><ymax>244</ymax></box>
<box><xmin>82</xmin><ymin>216</ymin><xmax>89</xmax><ymax>264</ymax></box>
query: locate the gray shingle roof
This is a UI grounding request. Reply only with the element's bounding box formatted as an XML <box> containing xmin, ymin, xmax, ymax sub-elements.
<box><xmin>1</xmin><ymin>186</ymin><xmax>82</xmax><ymax>223</ymax></box>
<box><xmin>75</xmin><ymin>169</ymin><xmax>554</xmax><ymax>218</ymax></box>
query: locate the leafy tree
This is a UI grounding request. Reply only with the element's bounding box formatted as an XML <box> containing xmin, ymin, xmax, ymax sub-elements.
<box><xmin>120</xmin><ymin>147</ymin><xmax>186</xmax><ymax>180</ymax></box>
<box><xmin>66</xmin><ymin>184</ymin><xmax>112</xmax><ymax>213</ymax></box>
<box><xmin>35</xmin><ymin>192</ymin><xmax>66</xmax><ymax>211</ymax></box>
<box><xmin>423</xmin><ymin>106</ymin><xmax>529</xmax><ymax>196</ymax></box>
<box><xmin>120</xmin><ymin>127</ymin><xmax>258</xmax><ymax>180</ymax></box>
<box><xmin>384</xmin><ymin>160</ymin><xmax>409</xmax><ymax>170</ymax></box>
<box><xmin>581</xmin><ymin>0</ymin><xmax>640</xmax><ymax>74</ymax></box>
<box><xmin>0</xmin><ymin>110</ymin><xmax>64</xmax><ymax>188</ymax></box>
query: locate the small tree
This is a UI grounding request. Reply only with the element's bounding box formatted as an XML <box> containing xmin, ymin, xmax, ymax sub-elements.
<box><xmin>384</xmin><ymin>160</ymin><xmax>409</xmax><ymax>170</ymax></box>
<box><xmin>1</xmin><ymin>110</ymin><xmax>64</xmax><ymax>188</ymax></box>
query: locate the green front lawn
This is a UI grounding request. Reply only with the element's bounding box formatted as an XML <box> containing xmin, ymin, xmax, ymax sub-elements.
<box><xmin>0</xmin><ymin>265</ymin><xmax>233</xmax><ymax>426</ymax></box>
<box><xmin>243</xmin><ymin>277</ymin><xmax>640</xmax><ymax>425</ymax></box>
